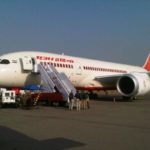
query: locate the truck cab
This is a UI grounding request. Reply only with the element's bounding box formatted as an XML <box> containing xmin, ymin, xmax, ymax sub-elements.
<box><xmin>0</xmin><ymin>88</ymin><xmax>16</xmax><ymax>107</ymax></box>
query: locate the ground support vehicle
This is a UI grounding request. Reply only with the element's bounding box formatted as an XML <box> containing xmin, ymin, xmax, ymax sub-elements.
<box><xmin>0</xmin><ymin>88</ymin><xmax>18</xmax><ymax>108</ymax></box>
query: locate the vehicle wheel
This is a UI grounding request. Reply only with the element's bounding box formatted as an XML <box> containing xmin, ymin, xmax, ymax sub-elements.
<box><xmin>0</xmin><ymin>103</ymin><xmax>3</xmax><ymax>108</ymax></box>
<box><xmin>15</xmin><ymin>103</ymin><xmax>19</xmax><ymax>108</ymax></box>
<box><xmin>46</xmin><ymin>99</ymin><xmax>53</xmax><ymax>106</ymax></box>
<box><xmin>59</xmin><ymin>101</ymin><xmax>66</xmax><ymax>107</ymax></box>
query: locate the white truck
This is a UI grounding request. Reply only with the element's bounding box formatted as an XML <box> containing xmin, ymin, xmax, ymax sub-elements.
<box><xmin>0</xmin><ymin>88</ymin><xmax>17</xmax><ymax>107</ymax></box>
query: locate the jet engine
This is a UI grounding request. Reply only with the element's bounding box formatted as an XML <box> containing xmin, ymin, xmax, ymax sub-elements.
<box><xmin>117</xmin><ymin>73</ymin><xmax>150</xmax><ymax>98</ymax></box>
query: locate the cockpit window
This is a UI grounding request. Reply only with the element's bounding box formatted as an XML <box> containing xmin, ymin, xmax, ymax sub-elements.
<box><xmin>0</xmin><ymin>59</ymin><xmax>10</xmax><ymax>64</ymax></box>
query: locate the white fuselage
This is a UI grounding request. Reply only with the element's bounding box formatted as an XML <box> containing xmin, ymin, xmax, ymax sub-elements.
<box><xmin>0</xmin><ymin>51</ymin><xmax>146</xmax><ymax>90</ymax></box>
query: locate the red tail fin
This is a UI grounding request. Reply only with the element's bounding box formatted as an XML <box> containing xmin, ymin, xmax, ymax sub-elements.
<box><xmin>144</xmin><ymin>54</ymin><xmax>150</xmax><ymax>71</ymax></box>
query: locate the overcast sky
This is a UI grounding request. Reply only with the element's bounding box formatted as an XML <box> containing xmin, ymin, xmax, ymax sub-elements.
<box><xmin>0</xmin><ymin>0</ymin><xmax>150</xmax><ymax>66</ymax></box>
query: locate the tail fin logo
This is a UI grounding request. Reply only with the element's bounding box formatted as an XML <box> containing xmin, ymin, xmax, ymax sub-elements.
<box><xmin>144</xmin><ymin>54</ymin><xmax>150</xmax><ymax>71</ymax></box>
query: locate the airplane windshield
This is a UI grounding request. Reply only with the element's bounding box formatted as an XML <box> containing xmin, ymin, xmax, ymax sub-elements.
<box><xmin>0</xmin><ymin>59</ymin><xmax>10</xmax><ymax>64</ymax></box>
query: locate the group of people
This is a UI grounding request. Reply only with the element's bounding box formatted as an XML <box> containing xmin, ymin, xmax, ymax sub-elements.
<box><xmin>68</xmin><ymin>90</ymin><xmax>90</xmax><ymax>111</ymax></box>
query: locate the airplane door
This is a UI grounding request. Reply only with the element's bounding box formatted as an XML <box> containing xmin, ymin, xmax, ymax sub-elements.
<box><xmin>70</xmin><ymin>62</ymin><xmax>82</xmax><ymax>86</ymax></box>
<box><xmin>21</xmin><ymin>56</ymin><xmax>33</xmax><ymax>71</ymax></box>
<box><xmin>75</xmin><ymin>62</ymin><xmax>82</xmax><ymax>75</ymax></box>
<box><xmin>20</xmin><ymin>56</ymin><xmax>38</xmax><ymax>73</ymax></box>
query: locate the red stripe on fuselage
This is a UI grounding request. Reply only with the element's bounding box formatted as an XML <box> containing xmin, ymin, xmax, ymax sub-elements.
<box><xmin>76</xmin><ymin>86</ymin><xmax>116</xmax><ymax>91</ymax></box>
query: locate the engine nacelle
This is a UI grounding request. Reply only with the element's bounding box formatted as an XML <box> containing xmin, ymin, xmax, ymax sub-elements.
<box><xmin>117</xmin><ymin>73</ymin><xmax>150</xmax><ymax>97</ymax></box>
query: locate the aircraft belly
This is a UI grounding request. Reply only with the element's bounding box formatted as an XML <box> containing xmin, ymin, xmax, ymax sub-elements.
<box><xmin>24</xmin><ymin>73</ymin><xmax>41</xmax><ymax>86</ymax></box>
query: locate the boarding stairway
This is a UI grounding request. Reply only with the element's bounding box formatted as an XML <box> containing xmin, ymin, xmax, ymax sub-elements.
<box><xmin>35</xmin><ymin>64</ymin><xmax>76</xmax><ymax>101</ymax></box>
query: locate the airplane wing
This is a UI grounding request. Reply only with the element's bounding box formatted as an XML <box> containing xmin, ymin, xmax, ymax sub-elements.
<box><xmin>94</xmin><ymin>72</ymin><xmax>150</xmax><ymax>87</ymax></box>
<box><xmin>94</xmin><ymin>74</ymin><xmax>124</xmax><ymax>87</ymax></box>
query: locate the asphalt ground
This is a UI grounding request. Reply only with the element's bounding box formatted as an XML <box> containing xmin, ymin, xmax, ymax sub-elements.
<box><xmin>0</xmin><ymin>96</ymin><xmax>150</xmax><ymax>150</ymax></box>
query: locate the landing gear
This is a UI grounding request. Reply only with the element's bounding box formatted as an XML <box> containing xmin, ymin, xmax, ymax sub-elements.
<box><xmin>122</xmin><ymin>96</ymin><xmax>137</xmax><ymax>101</ymax></box>
<box><xmin>132</xmin><ymin>97</ymin><xmax>137</xmax><ymax>100</ymax></box>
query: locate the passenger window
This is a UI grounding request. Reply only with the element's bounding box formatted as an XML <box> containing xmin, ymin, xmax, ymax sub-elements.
<box><xmin>0</xmin><ymin>59</ymin><xmax>10</xmax><ymax>64</ymax></box>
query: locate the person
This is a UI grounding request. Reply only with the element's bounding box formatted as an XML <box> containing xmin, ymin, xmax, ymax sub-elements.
<box><xmin>68</xmin><ymin>90</ymin><xmax>74</xmax><ymax>110</ymax></box>
<box><xmin>75</xmin><ymin>90</ymin><xmax>81</xmax><ymax>111</ymax></box>
<box><xmin>20</xmin><ymin>91</ymin><xmax>28</xmax><ymax>109</ymax></box>
<box><xmin>82</xmin><ymin>91</ymin><xmax>87</xmax><ymax>109</ymax></box>
<box><xmin>85</xmin><ymin>92</ymin><xmax>90</xmax><ymax>109</ymax></box>
<box><xmin>80</xmin><ymin>91</ymin><xmax>90</xmax><ymax>109</ymax></box>
<box><xmin>80</xmin><ymin>91</ymin><xmax>85</xmax><ymax>109</ymax></box>
<box><xmin>26</xmin><ymin>91</ymin><xmax>32</xmax><ymax>108</ymax></box>
<box><xmin>15</xmin><ymin>93</ymin><xmax>22</xmax><ymax>108</ymax></box>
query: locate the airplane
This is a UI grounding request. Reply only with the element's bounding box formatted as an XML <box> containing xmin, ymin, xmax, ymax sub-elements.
<box><xmin>0</xmin><ymin>51</ymin><xmax>150</xmax><ymax>100</ymax></box>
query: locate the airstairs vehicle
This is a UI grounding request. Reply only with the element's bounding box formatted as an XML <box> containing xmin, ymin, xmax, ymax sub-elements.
<box><xmin>22</xmin><ymin>57</ymin><xmax>77</xmax><ymax>106</ymax></box>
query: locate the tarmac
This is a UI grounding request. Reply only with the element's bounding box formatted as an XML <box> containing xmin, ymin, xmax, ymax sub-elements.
<box><xmin>0</xmin><ymin>96</ymin><xmax>150</xmax><ymax>150</ymax></box>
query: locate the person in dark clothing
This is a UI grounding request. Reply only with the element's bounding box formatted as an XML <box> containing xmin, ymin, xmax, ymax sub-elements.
<box><xmin>80</xmin><ymin>91</ymin><xmax>90</xmax><ymax>109</ymax></box>
<box><xmin>68</xmin><ymin>91</ymin><xmax>74</xmax><ymax>110</ymax></box>
<box><xmin>75</xmin><ymin>90</ymin><xmax>81</xmax><ymax>111</ymax></box>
